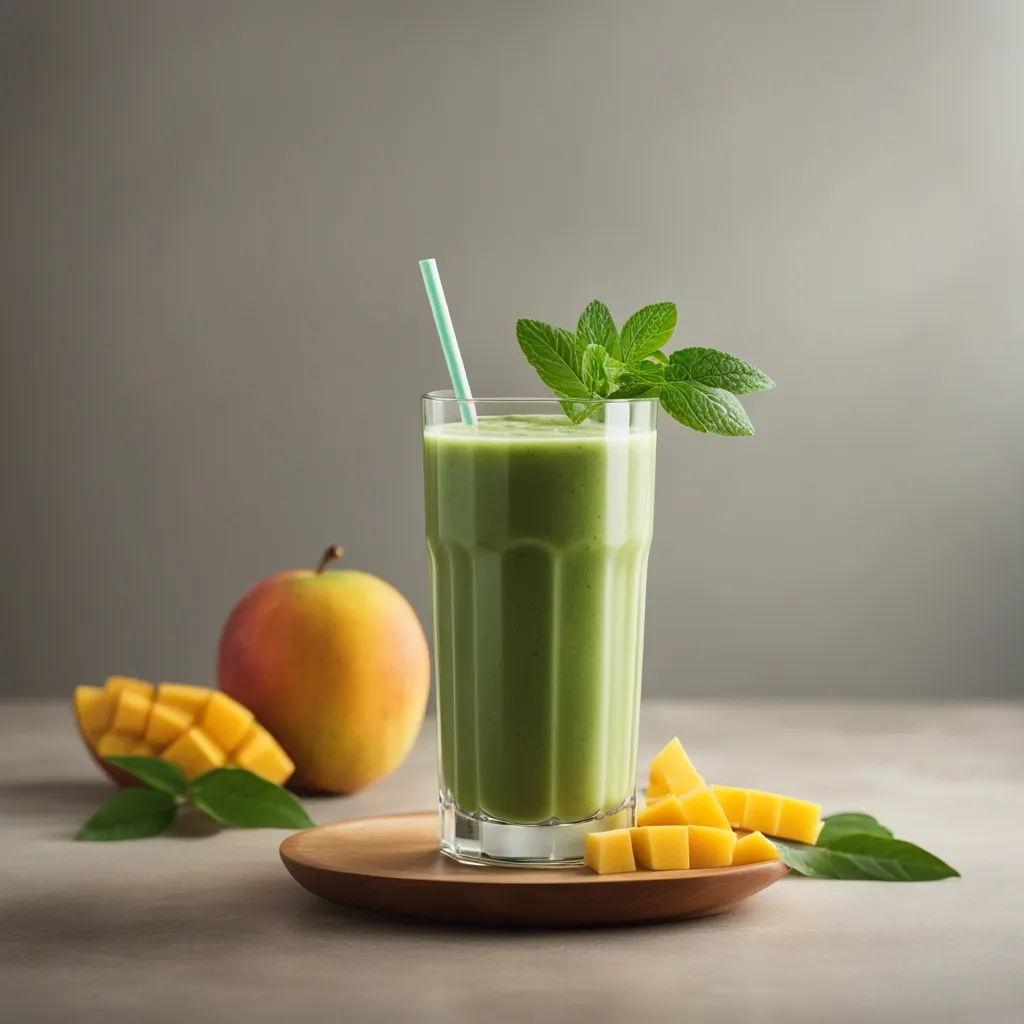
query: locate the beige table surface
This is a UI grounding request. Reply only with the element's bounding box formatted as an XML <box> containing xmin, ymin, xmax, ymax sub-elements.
<box><xmin>2</xmin><ymin>700</ymin><xmax>1021</xmax><ymax>1023</ymax></box>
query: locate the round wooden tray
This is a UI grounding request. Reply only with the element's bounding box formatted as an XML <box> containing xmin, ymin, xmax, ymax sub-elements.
<box><xmin>280</xmin><ymin>812</ymin><xmax>788</xmax><ymax>927</ymax></box>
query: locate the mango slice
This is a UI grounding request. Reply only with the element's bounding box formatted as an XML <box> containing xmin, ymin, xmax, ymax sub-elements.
<box><xmin>648</xmin><ymin>737</ymin><xmax>704</xmax><ymax>798</ymax></box>
<box><xmin>105</xmin><ymin>676</ymin><xmax>155</xmax><ymax>701</ymax></box>
<box><xmin>111</xmin><ymin>689</ymin><xmax>152</xmax><ymax>736</ymax></box>
<box><xmin>637</xmin><ymin>795</ymin><xmax>687</xmax><ymax>827</ymax></box>
<box><xmin>584</xmin><ymin>829</ymin><xmax>636</xmax><ymax>874</ymax></box>
<box><xmin>688</xmin><ymin>825</ymin><xmax>737</xmax><ymax>868</ymax></box>
<box><xmin>630</xmin><ymin>826</ymin><xmax>689</xmax><ymax>870</ymax></box>
<box><xmin>711</xmin><ymin>785</ymin><xmax>748</xmax><ymax>827</ymax></box>
<box><xmin>231</xmin><ymin>725</ymin><xmax>295</xmax><ymax>787</ymax></box>
<box><xmin>743</xmin><ymin>790</ymin><xmax>782</xmax><ymax>835</ymax></box>
<box><xmin>74</xmin><ymin>678</ymin><xmax>294</xmax><ymax>787</ymax></box>
<box><xmin>201</xmin><ymin>692</ymin><xmax>254</xmax><ymax>753</ymax></box>
<box><xmin>732</xmin><ymin>831</ymin><xmax>780</xmax><ymax>866</ymax></box>
<box><xmin>678</xmin><ymin>785</ymin><xmax>731</xmax><ymax>831</ymax></box>
<box><xmin>777</xmin><ymin>796</ymin><xmax>822</xmax><ymax>845</ymax></box>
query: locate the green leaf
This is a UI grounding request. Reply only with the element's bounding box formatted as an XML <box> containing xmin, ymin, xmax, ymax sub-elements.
<box><xmin>577</xmin><ymin>300</ymin><xmax>620</xmax><ymax>360</ymax></box>
<box><xmin>190</xmin><ymin>768</ymin><xmax>316</xmax><ymax>830</ymax></box>
<box><xmin>620</xmin><ymin>302</ymin><xmax>677</xmax><ymax>363</ymax></box>
<box><xmin>667</xmin><ymin>347</ymin><xmax>775</xmax><ymax>394</ymax></box>
<box><xmin>516</xmin><ymin>319</ymin><xmax>589</xmax><ymax>400</ymax></box>
<box><xmin>648</xmin><ymin>351</ymin><xmax>669</xmax><ymax>366</ymax></box>
<box><xmin>106</xmin><ymin>756</ymin><xmax>189</xmax><ymax>797</ymax></box>
<box><xmin>660</xmin><ymin>378</ymin><xmax>754</xmax><ymax>435</ymax></box>
<box><xmin>609</xmin><ymin>361</ymin><xmax>665</xmax><ymax>399</ymax></box>
<box><xmin>581</xmin><ymin>343</ymin><xmax>610</xmax><ymax>397</ymax></box>
<box><xmin>75</xmin><ymin>788</ymin><xmax>178</xmax><ymax>841</ymax></box>
<box><xmin>775</xmin><ymin>835</ymin><xmax>959</xmax><ymax>881</ymax></box>
<box><xmin>817</xmin><ymin>812</ymin><xmax>893</xmax><ymax>846</ymax></box>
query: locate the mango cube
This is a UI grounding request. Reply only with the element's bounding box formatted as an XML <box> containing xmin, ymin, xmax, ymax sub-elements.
<box><xmin>130</xmin><ymin>740</ymin><xmax>158</xmax><ymax>757</ymax></box>
<box><xmin>156</xmin><ymin>682</ymin><xmax>213</xmax><ymax>721</ymax></box>
<box><xmin>104</xmin><ymin>676</ymin><xmax>155</xmax><ymax>701</ymax></box>
<box><xmin>732</xmin><ymin>831</ymin><xmax>780</xmax><ymax>866</ymax></box>
<box><xmin>776</xmin><ymin>796</ymin><xmax>822</xmax><ymax>845</ymax></box>
<box><xmin>646</xmin><ymin>767</ymin><xmax>672</xmax><ymax>801</ymax></box>
<box><xmin>201</xmin><ymin>692</ymin><xmax>255</xmax><ymax>754</ymax></box>
<box><xmin>649</xmin><ymin>737</ymin><xmax>704</xmax><ymax>797</ymax></box>
<box><xmin>111</xmin><ymin>690</ymin><xmax>152</xmax><ymax>736</ymax></box>
<box><xmin>584</xmin><ymin>829</ymin><xmax>636</xmax><ymax>874</ymax></box>
<box><xmin>144</xmin><ymin>702</ymin><xmax>193</xmax><ymax>750</ymax></box>
<box><xmin>679</xmin><ymin>785</ymin><xmax>732</xmax><ymax>830</ymax></box>
<box><xmin>630</xmin><ymin>826</ymin><xmax>689</xmax><ymax>870</ymax></box>
<box><xmin>161</xmin><ymin>727</ymin><xmax>226</xmax><ymax>780</ymax></box>
<box><xmin>712</xmin><ymin>785</ymin><xmax>749</xmax><ymax>827</ymax></box>
<box><xmin>75</xmin><ymin>686</ymin><xmax>113</xmax><ymax>741</ymax></box>
<box><xmin>688</xmin><ymin>825</ymin><xmax>737</xmax><ymax>868</ymax></box>
<box><xmin>743</xmin><ymin>791</ymin><xmax>782</xmax><ymax>835</ymax></box>
<box><xmin>230</xmin><ymin>725</ymin><xmax>295</xmax><ymax>786</ymax></box>
<box><xmin>637</xmin><ymin>794</ymin><xmax>688</xmax><ymax>827</ymax></box>
<box><xmin>96</xmin><ymin>731</ymin><xmax>136</xmax><ymax>758</ymax></box>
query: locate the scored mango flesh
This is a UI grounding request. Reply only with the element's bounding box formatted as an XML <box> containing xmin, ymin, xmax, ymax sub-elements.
<box><xmin>75</xmin><ymin>678</ymin><xmax>294</xmax><ymax>786</ymax></box>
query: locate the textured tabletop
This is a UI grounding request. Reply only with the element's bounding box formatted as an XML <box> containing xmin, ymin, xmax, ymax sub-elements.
<box><xmin>2</xmin><ymin>701</ymin><xmax>1021</xmax><ymax>1023</ymax></box>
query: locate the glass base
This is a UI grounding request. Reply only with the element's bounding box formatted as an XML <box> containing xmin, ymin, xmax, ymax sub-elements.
<box><xmin>439</xmin><ymin>795</ymin><xmax>635</xmax><ymax>867</ymax></box>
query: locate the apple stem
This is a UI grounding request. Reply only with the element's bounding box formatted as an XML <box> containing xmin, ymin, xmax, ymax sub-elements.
<box><xmin>316</xmin><ymin>545</ymin><xmax>344</xmax><ymax>574</ymax></box>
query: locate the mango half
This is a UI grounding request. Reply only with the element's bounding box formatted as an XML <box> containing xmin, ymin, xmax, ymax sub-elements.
<box><xmin>75</xmin><ymin>677</ymin><xmax>294</xmax><ymax>787</ymax></box>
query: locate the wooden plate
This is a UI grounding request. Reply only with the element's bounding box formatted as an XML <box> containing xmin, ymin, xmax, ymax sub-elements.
<box><xmin>280</xmin><ymin>812</ymin><xmax>787</xmax><ymax>927</ymax></box>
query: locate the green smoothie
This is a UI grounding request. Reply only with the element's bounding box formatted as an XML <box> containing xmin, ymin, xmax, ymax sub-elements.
<box><xmin>423</xmin><ymin>414</ymin><xmax>657</xmax><ymax>825</ymax></box>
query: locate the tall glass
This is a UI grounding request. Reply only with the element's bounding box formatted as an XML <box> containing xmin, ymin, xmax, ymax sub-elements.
<box><xmin>423</xmin><ymin>393</ymin><xmax>658</xmax><ymax>866</ymax></box>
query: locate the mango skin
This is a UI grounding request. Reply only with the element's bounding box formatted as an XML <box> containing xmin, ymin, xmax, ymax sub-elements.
<box><xmin>217</xmin><ymin>567</ymin><xmax>430</xmax><ymax>794</ymax></box>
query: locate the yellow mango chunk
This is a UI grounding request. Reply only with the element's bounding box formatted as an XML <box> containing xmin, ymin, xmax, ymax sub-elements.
<box><xmin>201</xmin><ymin>692</ymin><xmax>255</xmax><ymax>754</ymax></box>
<box><xmin>630</xmin><ymin>826</ymin><xmax>689</xmax><ymax>870</ymax></box>
<box><xmin>688</xmin><ymin>825</ymin><xmax>737</xmax><ymax>868</ymax></box>
<box><xmin>732</xmin><ymin>831</ymin><xmax>780</xmax><ymax>866</ymax></box>
<box><xmin>646</xmin><ymin>767</ymin><xmax>672</xmax><ymax>801</ymax></box>
<box><xmin>162</xmin><ymin>727</ymin><xmax>226</xmax><ymax>780</ymax></box>
<box><xmin>637</xmin><ymin>794</ymin><xmax>687</xmax><ymax>827</ymax></box>
<box><xmin>776</xmin><ymin>796</ymin><xmax>823</xmax><ymax>845</ymax></box>
<box><xmin>679</xmin><ymin>785</ymin><xmax>732</xmax><ymax>830</ymax></box>
<box><xmin>712</xmin><ymin>785</ymin><xmax>749</xmax><ymax>827</ymax></box>
<box><xmin>743</xmin><ymin>791</ymin><xmax>783</xmax><ymax>835</ymax></box>
<box><xmin>230</xmin><ymin>725</ymin><xmax>295</xmax><ymax>786</ymax></box>
<box><xmin>75</xmin><ymin>686</ymin><xmax>114</xmax><ymax>741</ymax></box>
<box><xmin>104</xmin><ymin>676</ymin><xmax>155</xmax><ymax>701</ymax></box>
<box><xmin>156</xmin><ymin>682</ymin><xmax>213</xmax><ymax>721</ymax></box>
<box><xmin>96</xmin><ymin>731</ymin><xmax>136</xmax><ymax>758</ymax></box>
<box><xmin>649</xmin><ymin>737</ymin><xmax>704</xmax><ymax>797</ymax></box>
<box><xmin>144</xmin><ymin>702</ymin><xmax>193</xmax><ymax>750</ymax></box>
<box><xmin>130</xmin><ymin>740</ymin><xmax>158</xmax><ymax>757</ymax></box>
<box><xmin>111</xmin><ymin>690</ymin><xmax>152</xmax><ymax>736</ymax></box>
<box><xmin>584</xmin><ymin>829</ymin><xmax>636</xmax><ymax>874</ymax></box>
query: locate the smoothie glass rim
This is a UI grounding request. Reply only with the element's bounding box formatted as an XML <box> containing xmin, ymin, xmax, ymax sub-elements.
<box><xmin>423</xmin><ymin>389</ymin><xmax>659</xmax><ymax>407</ymax></box>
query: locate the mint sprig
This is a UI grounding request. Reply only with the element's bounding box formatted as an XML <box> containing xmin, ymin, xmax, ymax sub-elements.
<box><xmin>515</xmin><ymin>300</ymin><xmax>774</xmax><ymax>435</ymax></box>
<box><xmin>74</xmin><ymin>756</ymin><xmax>315</xmax><ymax>841</ymax></box>
<box><xmin>774</xmin><ymin>811</ymin><xmax>959</xmax><ymax>882</ymax></box>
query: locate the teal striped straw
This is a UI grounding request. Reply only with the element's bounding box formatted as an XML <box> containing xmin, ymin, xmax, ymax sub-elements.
<box><xmin>419</xmin><ymin>258</ymin><xmax>477</xmax><ymax>426</ymax></box>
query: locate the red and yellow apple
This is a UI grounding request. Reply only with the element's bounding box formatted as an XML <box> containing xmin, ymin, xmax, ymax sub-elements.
<box><xmin>217</xmin><ymin>546</ymin><xmax>430</xmax><ymax>794</ymax></box>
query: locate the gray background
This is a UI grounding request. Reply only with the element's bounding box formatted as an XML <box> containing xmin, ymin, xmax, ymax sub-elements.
<box><xmin>2</xmin><ymin>0</ymin><xmax>1021</xmax><ymax>700</ymax></box>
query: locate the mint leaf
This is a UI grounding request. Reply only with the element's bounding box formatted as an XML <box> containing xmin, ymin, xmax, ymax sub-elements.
<box><xmin>620</xmin><ymin>302</ymin><xmax>677</xmax><ymax>363</ymax></box>
<box><xmin>660</xmin><ymin>379</ymin><xmax>754</xmax><ymax>435</ymax></box>
<box><xmin>609</xmin><ymin>361</ymin><xmax>664</xmax><ymax>399</ymax></box>
<box><xmin>191</xmin><ymin>768</ymin><xmax>315</xmax><ymax>829</ymax></box>
<box><xmin>668</xmin><ymin>347</ymin><xmax>775</xmax><ymax>394</ymax></box>
<box><xmin>106</xmin><ymin>755</ymin><xmax>188</xmax><ymax>798</ymax></box>
<box><xmin>577</xmin><ymin>300</ymin><xmax>620</xmax><ymax>360</ymax></box>
<box><xmin>817</xmin><ymin>812</ymin><xmax>893</xmax><ymax>846</ymax></box>
<box><xmin>775</xmin><ymin>835</ymin><xmax>959</xmax><ymax>881</ymax></box>
<box><xmin>581</xmin><ymin>343</ymin><xmax>610</xmax><ymax>397</ymax></box>
<box><xmin>75</xmin><ymin>788</ymin><xmax>177</xmax><ymax>841</ymax></box>
<box><xmin>515</xmin><ymin>319</ymin><xmax>588</xmax><ymax>400</ymax></box>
